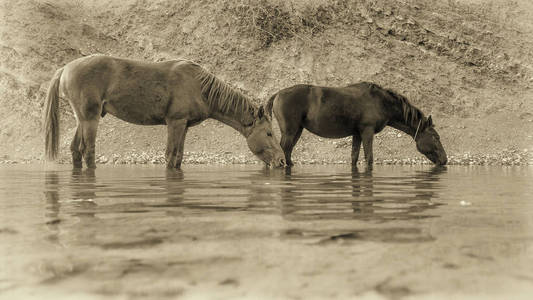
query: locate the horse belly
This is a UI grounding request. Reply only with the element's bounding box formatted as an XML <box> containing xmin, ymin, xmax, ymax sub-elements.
<box><xmin>304</xmin><ymin>112</ymin><xmax>357</xmax><ymax>138</ymax></box>
<box><xmin>105</xmin><ymin>96</ymin><xmax>168</xmax><ymax>125</ymax></box>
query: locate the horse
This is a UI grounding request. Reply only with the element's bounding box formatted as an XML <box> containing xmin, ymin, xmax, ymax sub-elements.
<box><xmin>43</xmin><ymin>55</ymin><xmax>285</xmax><ymax>169</ymax></box>
<box><xmin>266</xmin><ymin>82</ymin><xmax>447</xmax><ymax>167</ymax></box>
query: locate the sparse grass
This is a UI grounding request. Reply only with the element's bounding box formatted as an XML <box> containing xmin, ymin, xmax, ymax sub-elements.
<box><xmin>226</xmin><ymin>0</ymin><xmax>346</xmax><ymax>48</ymax></box>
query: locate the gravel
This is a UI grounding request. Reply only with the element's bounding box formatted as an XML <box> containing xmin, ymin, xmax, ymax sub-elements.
<box><xmin>3</xmin><ymin>148</ymin><xmax>529</xmax><ymax>166</ymax></box>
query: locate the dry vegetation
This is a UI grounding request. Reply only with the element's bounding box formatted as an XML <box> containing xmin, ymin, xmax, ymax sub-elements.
<box><xmin>0</xmin><ymin>0</ymin><xmax>531</xmax><ymax>165</ymax></box>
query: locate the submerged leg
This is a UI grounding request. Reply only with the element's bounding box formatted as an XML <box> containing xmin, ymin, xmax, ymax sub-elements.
<box><xmin>280</xmin><ymin>127</ymin><xmax>303</xmax><ymax>167</ymax></box>
<box><xmin>71</xmin><ymin>93</ymin><xmax>102</xmax><ymax>169</ymax></box>
<box><xmin>70</xmin><ymin>125</ymin><xmax>83</xmax><ymax>168</ymax></box>
<box><xmin>80</xmin><ymin>119</ymin><xmax>100</xmax><ymax>169</ymax></box>
<box><xmin>273</xmin><ymin>95</ymin><xmax>304</xmax><ymax>167</ymax></box>
<box><xmin>166</xmin><ymin>119</ymin><xmax>188</xmax><ymax>169</ymax></box>
<box><xmin>361</xmin><ymin>127</ymin><xmax>374</xmax><ymax>168</ymax></box>
<box><xmin>351</xmin><ymin>132</ymin><xmax>362</xmax><ymax>166</ymax></box>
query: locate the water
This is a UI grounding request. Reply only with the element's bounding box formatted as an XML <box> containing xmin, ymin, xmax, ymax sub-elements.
<box><xmin>1</xmin><ymin>165</ymin><xmax>532</xmax><ymax>299</ymax></box>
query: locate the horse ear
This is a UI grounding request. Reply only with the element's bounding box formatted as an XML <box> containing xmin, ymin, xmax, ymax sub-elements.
<box><xmin>257</xmin><ymin>105</ymin><xmax>265</xmax><ymax>119</ymax></box>
<box><xmin>427</xmin><ymin>115</ymin><xmax>433</xmax><ymax>127</ymax></box>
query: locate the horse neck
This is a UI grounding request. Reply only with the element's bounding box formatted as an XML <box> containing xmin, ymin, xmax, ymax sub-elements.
<box><xmin>387</xmin><ymin>103</ymin><xmax>423</xmax><ymax>139</ymax></box>
<box><xmin>195</xmin><ymin>67</ymin><xmax>256</xmax><ymax>138</ymax></box>
<box><xmin>208</xmin><ymin>102</ymin><xmax>256</xmax><ymax>138</ymax></box>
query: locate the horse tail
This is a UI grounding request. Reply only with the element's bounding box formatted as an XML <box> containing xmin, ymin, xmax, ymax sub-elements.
<box><xmin>265</xmin><ymin>93</ymin><xmax>277</xmax><ymax>117</ymax></box>
<box><xmin>44</xmin><ymin>67</ymin><xmax>64</xmax><ymax>161</ymax></box>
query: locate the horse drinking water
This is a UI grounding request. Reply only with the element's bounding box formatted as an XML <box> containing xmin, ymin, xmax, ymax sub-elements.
<box><xmin>266</xmin><ymin>83</ymin><xmax>447</xmax><ymax>167</ymax></box>
<box><xmin>44</xmin><ymin>55</ymin><xmax>285</xmax><ymax>169</ymax></box>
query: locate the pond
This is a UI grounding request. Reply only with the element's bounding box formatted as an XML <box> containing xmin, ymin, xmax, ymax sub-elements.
<box><xmin>1</xmin><ymin>165</ymin><xmax>532</xmax><ymax>299</ymax></box>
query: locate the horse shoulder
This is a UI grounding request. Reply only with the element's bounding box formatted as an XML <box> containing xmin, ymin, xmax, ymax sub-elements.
<box><xmin>165</xmin><ymin>62</ymin><xmax>209</xmax><ymax>121</ymax></box>
<box><xmin>280</xmin><ymin>85</ymin><xmax>314</xmax><ymax>111</ymax></box>
<box><xmin>336</xmin><ymin>86</ymin><xmax>387</xmax><ymax>131</ymax></box>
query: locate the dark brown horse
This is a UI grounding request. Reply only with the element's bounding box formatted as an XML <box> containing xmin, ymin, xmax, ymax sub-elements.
<box><xmin>44</xmin><ymin>55</ymin><xmax>285</xmax><ymax>169</ymax></box>
<box><xmin>266</xmin><ymin>82</ymin><xmax>447</xmax><ymax>167</ymax></box>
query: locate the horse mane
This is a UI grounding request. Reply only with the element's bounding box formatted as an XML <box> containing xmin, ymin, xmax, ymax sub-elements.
<box><xmin>193</xmin><ymin>66</ymin><xmax>256</xmax><ymax>123</ymax></box>
<box><xmin>366</xmin><ymin>82</ymin><xmax>425</xmax><ymax>129</ymax></box>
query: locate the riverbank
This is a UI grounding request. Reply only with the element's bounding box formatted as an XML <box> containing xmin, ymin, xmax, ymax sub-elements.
<box><xmin>1</xmin><ymin>147</ymin><xmax>530</xmax><ymax>166</ymax></box>
<box><xmin>1</xmin><ymin>0</ymin><xmax>532</xmax><ymax>167</ymax></box>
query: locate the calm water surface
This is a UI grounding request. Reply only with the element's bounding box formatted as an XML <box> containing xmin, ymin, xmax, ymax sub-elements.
<box><xmin>1</xmin><ymin>165</ymin><xmax>532</xmax><ymax>299</ymax></box>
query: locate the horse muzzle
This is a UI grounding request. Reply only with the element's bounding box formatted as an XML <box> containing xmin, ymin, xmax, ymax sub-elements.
<box><xmin>268</xmin><ymin>157</ymin><xmax>285</xmax><ymax>168</ymax></box>
<box><xmin>437</xmin><ymin>150</ymin><xmax>448</xmax><ymax>165</ymax></box>
<box><xmin>430</xmin><ymin>153</ymin><xmax>448</xmax><ymax>165</ymax></box>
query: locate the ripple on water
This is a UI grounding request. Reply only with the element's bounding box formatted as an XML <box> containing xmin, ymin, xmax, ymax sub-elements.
<box><xmin>1</xmin><ymin>165</ymin><xmax>532</xmax><ymax>299</ymax></box>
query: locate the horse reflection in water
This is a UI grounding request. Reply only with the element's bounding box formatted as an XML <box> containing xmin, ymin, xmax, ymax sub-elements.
<box><xmin>70</xmin><ymin>169</ymin><xmax>98</xmax><ymax>206</ymax></box>
<box><xmin>149</xmin><ymin>169</ymin><xmax>248</xmax><ymax>215</ymax></box>
<box><xmin>70</xmin><ymin>169</ymin><xmax>99</xmax><ymax>246</ymax></box>
<box><xmin>40</xmin><ymin>170</ymin><xmax>99</xmax><ymax>285</ymax></box>
<box><xmin>276</xmin><ymin>166</ymin><xmax>446</xmax><ymax>243</ymax></box>
<box><xmin>163</xmin><ymin>170</ymin><xmax>185</xmax><ymax>214</ymax></box>
<box><xmin>349</xmin><ymin>166</ymin><xmax>446</xmax><ymax>222</ymax></box>
<box><xmin>42</xmin><ymin>166</ymin><xmax>446</xmax><ymax>246</ymax></box>
<box><xmin>142</xmin><ymin>169</ymin><xmax>187</xmax><ymax>216</ymax></box>
<box><xmin>43</xmin><ymin>169</ymin><xmax>99</xmax><ymax>248</ymax></box>
<box><xmin>278</xmin><ymin>166</ymin><xmax>445</xmax><ymax>221</ymax></box>
<box><xmin>43</xmin><ymin>171</ymin><xmax>61</xmax><ymax>244</ymax></box>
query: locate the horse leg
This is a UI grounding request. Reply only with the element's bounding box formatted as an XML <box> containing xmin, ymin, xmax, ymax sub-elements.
<box><xmin>70</xmin><ymin>125</ymin><xmax>83</xmax><ymax>168</ymax></box>
<box><xmin>280</xmin><ymin>127</ymin><xmax>303</xmax><ymax>167</ymax></box>
<box><xmin>351</xmin><ymin>132</ymin><xmax>362</xmax><ymax>166</ymax></box>
<box><xmin>72</xmin><ymin>93</ymin><xmax>102</xmax><ymax>169</ymax></box>
<box><xmin>361</xmin><ymin>127</ymin><xmax>374</xmax><ymax>168</ymax></box>
<box><xmin>166</xmin><ymin>119</ymin><xmax>188</xmax><ymax>169</ymax></box>
<box><xmin>80</xmin><ymin>119</ymin><xmax>100</xmax><ymax>169</ymax></box>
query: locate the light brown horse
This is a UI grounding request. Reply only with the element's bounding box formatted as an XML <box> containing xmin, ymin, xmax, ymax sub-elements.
<box><xmin>44</xmin><ymin>55</ymin><xmax>285</xmax><ymax>169</ymax></box>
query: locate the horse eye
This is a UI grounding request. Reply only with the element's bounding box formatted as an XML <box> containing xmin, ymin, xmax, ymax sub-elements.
<box><xmin>267</xmin><ymin>132</ymin><xmax>272</xmax><ymax>137</ymax></box>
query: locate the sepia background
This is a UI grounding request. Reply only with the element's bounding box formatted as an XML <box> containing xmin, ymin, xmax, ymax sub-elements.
<box><xmin>1</xmin><ymin>0</ymin><xmax>532</xmax><ymax>166</ymax></box>
<box><xmin>1</xmin><ymin>1</ymin><xmax>533</xmax><ymax>299</ymax></box>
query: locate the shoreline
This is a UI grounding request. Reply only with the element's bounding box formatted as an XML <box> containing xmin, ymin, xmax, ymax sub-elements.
<box><xmin>1</xmin><ymin>149</ymin><xmax>531</xmax><ymax>166</ymax></box>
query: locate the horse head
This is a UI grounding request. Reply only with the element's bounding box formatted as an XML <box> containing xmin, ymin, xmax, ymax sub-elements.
<box><xmin>415</xmin><ymin>116</ymin><xmax>447</xmax><ymax>165</ymax></box>
<box><xmin>246</xmin><ymin>106</ymin><xmax>286</xmax><ymax>168</ymax></box>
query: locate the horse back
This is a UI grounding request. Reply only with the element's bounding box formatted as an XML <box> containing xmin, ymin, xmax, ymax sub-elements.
<box><xmin>62</xmin><ymin>55</ymin><xmax>186</xmax><ymax>96</ymax></box>
<box><xmin>276</xmin><ymin>83</ymin><xmax>384</xmax><ymax>112</ymax></box>
<box><xmin>60</xmin><ymin>55</ymin><xmax>205</xmax><ymax>125</ymax></box>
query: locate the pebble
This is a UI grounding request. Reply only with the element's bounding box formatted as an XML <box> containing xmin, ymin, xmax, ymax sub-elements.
<box><xmin>2</xmin><ymin>148</ymin><xmax>531</xmax><ymax>166</ymax></box>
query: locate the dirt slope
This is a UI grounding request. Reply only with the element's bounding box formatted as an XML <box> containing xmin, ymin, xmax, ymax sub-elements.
<box><xmin>1</xmin><ymin>0</ymin><xmax>532</xmax><ymax>165</ymax></box>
